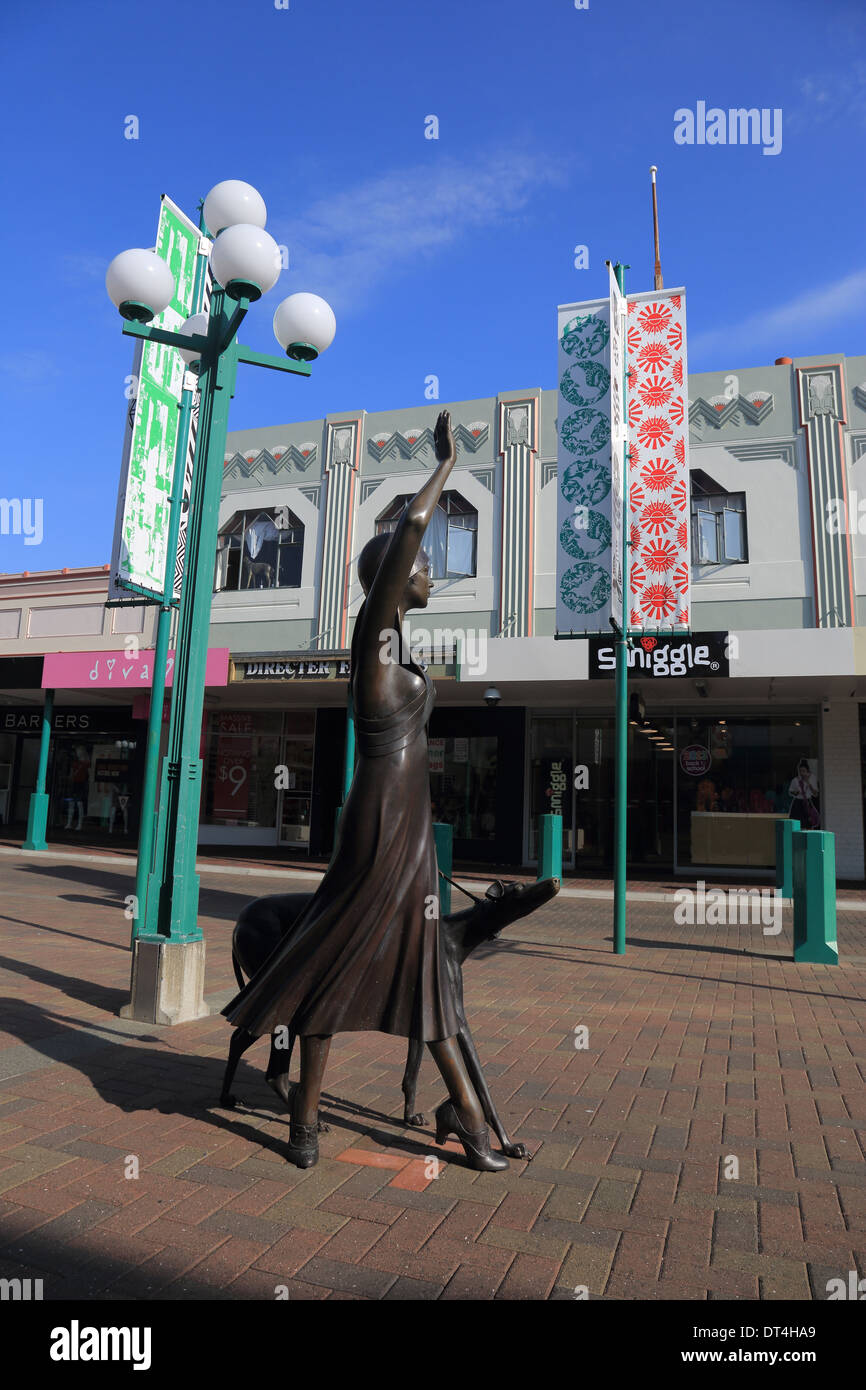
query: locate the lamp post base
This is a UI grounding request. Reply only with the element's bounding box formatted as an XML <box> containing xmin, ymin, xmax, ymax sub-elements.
<box><xmin>22</xmin><ymin>792</ymin><xmax>50</xmax><ymax>851</ymax></box>
<box><xmin>120</xmin><ymin>937</ymin><xmax>210</xmax><ymax>1025</ymax></box>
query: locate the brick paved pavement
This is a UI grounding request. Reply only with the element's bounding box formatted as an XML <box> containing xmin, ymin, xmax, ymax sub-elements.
<box><xmin>0</xmin><ymin>852</ymin><xmax>864</xmax><ymax>1301</ymax></box>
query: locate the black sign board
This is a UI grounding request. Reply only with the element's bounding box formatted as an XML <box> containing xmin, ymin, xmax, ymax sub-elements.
<box><xmin>0</xmin><ymin>706</ymin><xmax>135</xmax><ymax>734</ymax></box>
<box><xmin>588</xmin><ymin>632</ymin><xmax>730</xmax><ymax>680</ymax></box>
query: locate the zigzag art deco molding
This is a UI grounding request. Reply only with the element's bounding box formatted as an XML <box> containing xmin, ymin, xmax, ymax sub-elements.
<box><xmin>366</xmin><ymin>421</ymin><xmax>489</xmax><ymax>461</ymax></box>
<box><xmin>223</xmin><ymin>442</ymin><xmax>319</xmax><ymax>480</ymax></box>
<box><xmin>853</xmin><ymin>382</ymin><xmax>866</xmax><ymax>411</ymax></box>
<box><xmin>688</xmin><ymin>391</ymin><xmax>775</xmax><ymax>433</ymax></box>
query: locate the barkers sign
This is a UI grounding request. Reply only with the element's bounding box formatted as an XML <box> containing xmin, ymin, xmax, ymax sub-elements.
<box><xmin>588</xmin><ymin>631</ymin><xmax>729</xmax><ymax>679</ymax></box>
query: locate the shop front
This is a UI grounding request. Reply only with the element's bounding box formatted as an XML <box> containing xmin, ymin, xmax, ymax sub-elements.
<box><xmin>0</xmin><ymin>705</ymin><xmax>145</xmax><ymax>840</ymax></box>
<box><xmin>527</xmin><ymin>707</ymin><xmax>819</xmax><ymax>874</ymax></box>
<box><xmin>200</xmin><ymin>651</ymin><xmax>525</xmax><ymax>862</ymax></box>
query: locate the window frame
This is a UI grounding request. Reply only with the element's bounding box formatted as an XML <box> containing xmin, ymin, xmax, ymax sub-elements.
<box><xmin>375</xmin><ymin>490</ymin><xmax>478</xmax><ymax>580</ymax></box>
<box><xmin>215</xmin><ymin>508</ymin><xmax>305</xmax><ymax>593</ymax></box>
<box><xmin>691</xmin><ymin>489</ymin><xmax>748</xmax><ymax>568</ymax></box>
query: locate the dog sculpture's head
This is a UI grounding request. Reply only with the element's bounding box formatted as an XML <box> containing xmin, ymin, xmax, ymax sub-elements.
<box><xmin>446</xmin><ymin>876</ymin><xmax>560</xmax><ymax>963</ymax></box>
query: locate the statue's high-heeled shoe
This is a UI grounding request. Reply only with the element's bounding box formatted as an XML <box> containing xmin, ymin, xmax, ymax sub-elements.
<box><xmin>434</xmin><ymin>1100</ymin><xmax>510</xmax><ymax>1172</ymax></box>
<box><xmin>285</xmin><ymin>1118</ymin><xmax>319</xmax><ymax>1169</ymax></box>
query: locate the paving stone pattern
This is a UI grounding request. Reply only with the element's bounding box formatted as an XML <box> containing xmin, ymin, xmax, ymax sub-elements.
<box><xmin>0</xmin><ymin>853</ymin><xmax>864</xmax><ymax>1301</ymax></box>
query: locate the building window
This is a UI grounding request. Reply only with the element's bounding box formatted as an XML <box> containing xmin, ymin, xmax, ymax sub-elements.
<box><xmin>215</xmin><ymin>509</ymin><xmax>304</xmax><ymax>591</ymax></box>
<box><xmin>691</xmin><ymin>471</ymin><xmax>747</xmax><ymax>566</ymax></box>
<box><xmin>375</xmin><ymin>491</ymin><xmax>477</xmax><ymax>579</ymax></box>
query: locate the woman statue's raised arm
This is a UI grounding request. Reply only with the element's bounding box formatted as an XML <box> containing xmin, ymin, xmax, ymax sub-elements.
<box><xmin>363</xmin><ymin>410</ymin><xmax>457</xmax><ymax>633</ymax></box>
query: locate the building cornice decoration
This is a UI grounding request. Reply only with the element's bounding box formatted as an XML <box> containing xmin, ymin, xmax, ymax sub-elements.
<box><xmin>688</xmin><ymin>390</ymin><xmax>775</xmax><ymax>434</ymax></box>
<box><xmin>498</xmin><ymin>399</ymin><xmax>538</xmax><ymax>455</ymax></box>
<box><xmin>851</xmin><ymin>381</ymin><xmax>866</xmax><ymax>411</ymax></box>
<box><xmin>366</xmin><ymin>421</ymin><xmax>489</xmax><ymax>461</ymax></box>
<box><xmin>223</xmin><ymin>443</ymin><xmax>318</xmax><ymax>481</ymax></box>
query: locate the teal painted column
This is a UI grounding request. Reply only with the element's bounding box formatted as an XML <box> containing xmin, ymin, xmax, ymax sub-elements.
<box><xmin>342</xmin><ymin>688</ymin><xmax>355</xmax><ymax>802</ymax></box>
<box><xmin>433</xmin><ymin>821</ymin><xmax>453</xmax><ymax>916</ymax></box>
<box><xmin>332</xmin><ymin>689</ymin><xmax>356</xmax><ymax>856</ymax></box>
<box><xmin>613</xmin><ymin>262</ymin><xmax>629</xmax><ymax>955</ymax></box>
<box><xmin>792</xmin><ymin>829</ymin><xmax>839</xmax><ymax>965</ymax></box>
<box><xmin>23</xmin><ymin>689</ymin><xmax>54</xmax><ymax>851</ymax></box>
<box><xmin>143</xmin><ymin>289</ymin><xmax>238</xmax><ymax>942</ymax></box>
<box><xmin>537</xmin><ymin>813</ymin><xmax>562</xmax><ymax>882</ymax></box>
<box><xmin>132</xmin><ymin>384</ymin><xmax>194</xmax><ymax>943</ymax></box>
<box><xmin>775</xmin><ymin>817</ymin><xmax>799</xmax><ymax>900</ymax></box>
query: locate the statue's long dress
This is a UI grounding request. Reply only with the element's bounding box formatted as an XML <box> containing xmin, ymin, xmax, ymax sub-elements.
<box><xmin>221</xmin><ymin>608</ymin><xmax>459</xmax><ymax>1042</ymax></box>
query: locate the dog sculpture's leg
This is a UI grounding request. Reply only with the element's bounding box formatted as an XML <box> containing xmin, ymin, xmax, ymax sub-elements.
<box><xmin>402</xmin><ymin>1037</ymin><xmax>425</xmax><ymax>1126</ymax></box>
<box><xmin>220</xmin><ymin>1028</ymin><xmax>258</xmax><ymax>1109</ymax></box>
<box><xmin>265</xmin><ymin>1030</ymin><xmax>329</xmax><ymax>1132</ymax></box>
<box><xmin>456</xmin><ymin>1027</ymin><xmax>529</xmax><ymax>1159</ymax></box>
<box><xmin>265</xmin><ymin>1028</ymin><xmax>295</xmax><ymax>1109</ymax></box>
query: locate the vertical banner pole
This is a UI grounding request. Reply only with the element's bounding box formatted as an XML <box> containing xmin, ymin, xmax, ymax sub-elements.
<box><xmin>613</xmin><ymin>262</ymin><xmax>628</xmax><ymax>955</ymax></box>
<box><xmin>131</xmin><ymin>382</ymin><xmax>195</xmax><ymax>942</ymax></box>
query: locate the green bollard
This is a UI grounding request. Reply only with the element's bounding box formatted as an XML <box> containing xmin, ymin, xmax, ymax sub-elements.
<box><xmin>775</xmin><ymin>817</ymin><xmax>799</xmax><ymax>899</ymax></box>
<box><xmin>433</xmin><ymin>822</ymin><xmax>453</xmax><ymax>917</ymax></box>
<box><xmin>792</xmin><ymin>829</ymin><xmax>839</xmax><ymax>965</ymax></box>
<box><xmin>537</xmin><ymin>813</ymin><xmax>563</xmax><ymax>882</ymax></box>
<box><xmin>23</xmin><ymin>689</ymin><xmax>54</xmax><ymax>851</ymax></box>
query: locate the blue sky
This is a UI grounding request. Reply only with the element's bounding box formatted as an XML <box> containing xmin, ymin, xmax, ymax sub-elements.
<box><xmin>1</xmin><ymin>0</ymin><xmax>864</xmax><ymax>572</ymax></box>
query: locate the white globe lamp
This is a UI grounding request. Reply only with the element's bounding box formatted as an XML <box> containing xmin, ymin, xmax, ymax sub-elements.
<box><xmin>273</xmin><ymin>293</ymin><xmax>336</xmax><ymax>361</ymax></box>
<box><xmin>210</xmin><ymin>224</ymin><xmax>282</xmax><ymax>302</ymax></box>
<box><xmin>203</xmin><ymin>180</ymin><xmax>267</xmax><ymax>236</ymax></box>
<box><xmin>106</xmin><ymin>248</ymin><xmax>175</xmax><ymax>323</ymax></box>
<box><xmin>177</xmin><ymin>312</ymin><xmax>210</xmax><ymax>368</ymax></box>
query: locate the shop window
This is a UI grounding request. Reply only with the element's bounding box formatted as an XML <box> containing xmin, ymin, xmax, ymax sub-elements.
<box><xmin>691</xmin><ymin>471</ymin><xmax>747</xmax><ymax>566</ymax></box>
<box><xmin>376</xmin><ymin>491</ymin><xmax>477</xmax><ymax>579</ymax></box>
<box><xmin>215</xmin><ymin>509</ymin><xmax>304</xmax><ymax>592</ymax></box>
<box><xmin>201</xmin><ymin>712</ymin><xmax>282</xmax><ymax>827</ymax></box>
<box><xmin>678</xmin><ymin>715</ymin><xmax>819</xmax><ymax>868</ymax></box>
<box><xmin>428</xmin><ymin>734</ymin><xmax>496</xmax><ymax>839</ymax></box>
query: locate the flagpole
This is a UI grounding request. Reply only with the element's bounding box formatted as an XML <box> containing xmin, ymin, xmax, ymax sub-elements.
<box><xmin>651</xmin><ymin>165</ymin><xmax>663</xmax><ymax>291</ymax></box>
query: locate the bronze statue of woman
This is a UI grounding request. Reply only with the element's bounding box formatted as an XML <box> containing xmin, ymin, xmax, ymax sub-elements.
<box><xmin>222</xmin><ymin>411</ymin><xmax>508</xmax><ymax>1172</ymax></box>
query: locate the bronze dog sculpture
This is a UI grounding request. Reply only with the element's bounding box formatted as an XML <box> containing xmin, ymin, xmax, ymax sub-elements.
<box><xmin>220</xmin><ymin>875</ymin><xmax>560</xmax><ymax>1158</ymax></box>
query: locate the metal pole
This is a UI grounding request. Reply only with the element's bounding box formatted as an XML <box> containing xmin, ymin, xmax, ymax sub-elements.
<box><xmin>144</xmin><ymin>287</ymin><xmax>238</xmax><ymax>941</ymax></box>
<box><xmin>650</xmin><ymin>167</ymin><xmax>663</xmax><ymax>291</ymax></box>
<box><xmin>613</xmin><ymin>262</ymin><xmax>628</xmax><ymax>955</ymax></box>
<box><xmin>341</xmin><ymin>687</ymin><xmax>355</xmax><ymax>802</ymax></box>
<box><xmin>131</xmin><ymin>384</ymin><xmax>194</xmax><ymax>942</ymax></box>
<box><xmin>23</xmin><ymin>689</ymin><xmax>54</xmax><ymax>851</ymax></box>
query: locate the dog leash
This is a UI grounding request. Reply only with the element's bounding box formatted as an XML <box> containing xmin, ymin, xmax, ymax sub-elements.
<box><xmin>437</xmin><ymin>868</ymin><xmax>484</xmax><ymax>905</ymax></box>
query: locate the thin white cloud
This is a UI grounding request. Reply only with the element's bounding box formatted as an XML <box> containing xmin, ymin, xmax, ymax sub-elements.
<box><xmin>0</xmin><ymin>350</ymin><xmax>59</xmax><ymax>386</ymax></box>
<box><xmin>62</xmin><ymin>253</ymin><xmax>108</xmax><ymax>283</ymax></box>
<box><xmin>690</xmin><ymin>269</ymin><xmax>866</xmax><ymax>361</ymax></box>
<box><xmin>788</xmin><ymin>61</ymin><xmax>866</xmax><ymax>130</ymax></box>
<box><xmin>268</xmin><ymin>149</ymin><xmax>568</xmax><ymax>312</ymax></box>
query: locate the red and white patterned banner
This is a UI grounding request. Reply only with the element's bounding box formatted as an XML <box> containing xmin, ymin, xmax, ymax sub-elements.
<box><xmin>625</xmin><ymin>290</ymin><xmax>690</xmax><ymax>632</ymax></box>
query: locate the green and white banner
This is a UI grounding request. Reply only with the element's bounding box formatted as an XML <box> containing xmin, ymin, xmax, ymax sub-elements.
<box><xmin>109</xmin><ymin>196</ymin><xmax>208</xmax><ymax>603</ymax></box>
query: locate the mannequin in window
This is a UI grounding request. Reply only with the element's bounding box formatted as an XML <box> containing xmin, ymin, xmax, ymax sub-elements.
<box><xmin>65</xmin><ymin>745</ymin><xmax>89</xmax><ymax>830</ymax></box>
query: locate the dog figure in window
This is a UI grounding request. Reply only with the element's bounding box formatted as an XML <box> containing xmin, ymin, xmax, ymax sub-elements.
<box><xmin>219</xmin><ymin>876</ymin><xmax>560</xmax><ymax>1158</ymax></box>
<box><xmin>243</xmin><ymin>557</ymin><xmax>274</xmax><ymax>589</ymax></box>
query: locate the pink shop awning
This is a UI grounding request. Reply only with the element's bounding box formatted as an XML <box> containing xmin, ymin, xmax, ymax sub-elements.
<box><xmin>41</xmin><ymin>648</ymin><xmax>230</xmax><ymax>690</ymax></box>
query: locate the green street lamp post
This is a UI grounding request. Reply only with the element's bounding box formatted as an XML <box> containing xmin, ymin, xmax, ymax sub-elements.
<box><xmin>613</xmin><ymin>261</ymin><xmax>629</xmax><ymax>956</ymax></box>
<box><xmin>106</xmin><ymin>180</ymin><xmax>336</xmax><ymax>1023</ymax></box>
<box><xmin>22</xmin><ymin>689</ymin><xmax>54</xmax><ymax>851</ymax></box>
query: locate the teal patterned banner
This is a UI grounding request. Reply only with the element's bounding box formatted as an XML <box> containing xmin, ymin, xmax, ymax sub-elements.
<box><xmin>555</xmin><ymin>295</ymin><xmax>614</xmax><ymax>632</ymax></box>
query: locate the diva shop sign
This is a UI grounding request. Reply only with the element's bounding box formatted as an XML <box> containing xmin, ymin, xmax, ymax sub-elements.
<box><xmin>42</xmin><ymin>649</ymin><xmax>230</xmax><ymax>690</ymax></box>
